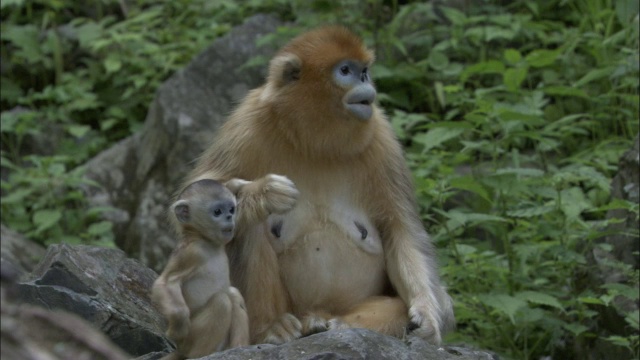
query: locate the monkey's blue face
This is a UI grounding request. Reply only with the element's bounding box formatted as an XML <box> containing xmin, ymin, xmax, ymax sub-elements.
<box><xmin>209</xmin><ymin>199</ymin><xmax>236</xmax><ymax>242</ymax></box>
<box><xmin>333</xmin><ymin>60</ymin><xmax>376</xmax><ymax>121</ymax></box>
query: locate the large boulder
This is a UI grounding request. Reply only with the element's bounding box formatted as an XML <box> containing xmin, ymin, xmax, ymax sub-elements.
<box><xmin>83</xmin><ymin>14</ymin><xmax>284</xmax><ymax>271</ymax></box>
<box><xmin>197</xmin><ymin>328</ymin><xmax>496</xmax><ymax>360</ymax></box>
<box><xmin>14</xmin><ymin>244</ymin><xmax>171</xmax><ymax>357</ymax></box>
<box><xmin>5</xmin><ymin>242</ymin><xmax>496</xmax><ymax>360</ymax></box>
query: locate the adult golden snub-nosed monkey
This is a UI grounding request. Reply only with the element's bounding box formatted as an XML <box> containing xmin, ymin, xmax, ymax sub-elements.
<box><xmin>179</xmin><ymin>26</ymin><xmax>455</xmax><ymax>345</ymax></box>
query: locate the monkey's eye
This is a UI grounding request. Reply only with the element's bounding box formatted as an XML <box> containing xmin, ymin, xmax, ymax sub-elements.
<box><xmin>213</xmin><ymin>208</ymin><xmax>222</xmax><ymax>217</ymax></box>
<box><xmin>229</xmin><ymin>206</ymin><xmax>235</xmax><ymax>214</ymax></box>
<box><xmin>340</xmin><ymin>65</ymin><xmax>350</xmax><ymax>76</ymax></box>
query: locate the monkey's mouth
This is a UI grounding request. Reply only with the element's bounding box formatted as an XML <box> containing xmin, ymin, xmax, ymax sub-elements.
<box><xmin>346</xmin><ymin>101</ymin><xmax>373</xmax><ymax>121</ymax></box>
<box><xmin>344</xmin><ymin>85</ymin><xmax>376</xmax><ymax>121</ymax></box>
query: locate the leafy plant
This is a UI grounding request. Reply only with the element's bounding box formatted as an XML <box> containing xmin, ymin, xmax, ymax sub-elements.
<box><xmin>0</xmin><ymin>0</ymin><xmax>271</xmax><ymax>245</ymax></box>
<box><xmin>366</xmin><ymin>1</ymin><xmax>639</xmax><ymax>359</ymax></box>
<box><xmin>1</xmin><ymin>0</ymin><xmax>637</xmax><ymax>358</ymax></box>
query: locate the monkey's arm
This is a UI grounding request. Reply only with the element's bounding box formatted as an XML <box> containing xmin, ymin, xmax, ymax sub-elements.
<box><xmin>152</xmin><ymin>251</ymin><xmax>197</xmax><ymax>341</ymax></box>
<box><xmin>378</xmin><ymin>148</ymin><xmax>455</xmax><ymax>345</ymax></box>
<box><xmin>231</xmin><ymin>225</ymin><xmax>300</xmax><ymax>344</ymax></box>
<box><xmin>227</xmin><ymin>287</ymin><xmax>249</xmax><ymax>347</ymax></box>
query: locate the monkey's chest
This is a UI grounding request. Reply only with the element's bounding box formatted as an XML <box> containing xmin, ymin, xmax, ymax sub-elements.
<box><xmin>266</xmin><ymin>200</ymin><xmax>386</xmax><ymax>313</ymax></box>
<box><xmin>183</xmin><ymin>252</ymin><xmax>230</xmax><ymax>311</ymax></box>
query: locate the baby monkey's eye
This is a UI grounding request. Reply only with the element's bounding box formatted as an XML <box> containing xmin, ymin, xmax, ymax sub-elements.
<box><xmin>340</xmin><ymin>65</ymin><xmax>350</xmax><ymax>75</ymax></box>
<box><xmin>213</xmin><ymin>209</ymin><xmax>222</xmax><ymax>217</ymax></box>
<box><xmin>229</xmin><ymin>206</ymin><xmax>235</xmax><ymax>214</ymax></box>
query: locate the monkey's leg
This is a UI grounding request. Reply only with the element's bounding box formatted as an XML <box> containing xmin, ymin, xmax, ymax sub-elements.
<box><xmin>246</xmin><ymin>246</ymin><xmax>301</xmax><ymax>344</ymax></box>
<box><xmin>180</xmin><ymin>293</ymin><xmax>232</xmax><ymax>358</ymax></box>
<box><xmin>227</xmin><ymin>287</ymin><xmax>249</xmax><ymax>347</ymax></box>
<box><xmin>158</xmin><ymin>351</ymin><xmax>184</xmax><ymax>360</ymax></box>
<box><xmin>331</xmin><ymin>296</ymin><xmax>409</xmax><ymax>338</ymax></box>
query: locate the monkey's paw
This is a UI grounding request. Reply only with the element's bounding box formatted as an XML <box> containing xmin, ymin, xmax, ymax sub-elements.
<box><xmin>407</xmin><ymin>301</ymin><xmax>443</xmax><ymax>345</ymax></box>
<box><xmin>301</xmin><ymin>313</ymin><xmax>329</xmax><ymax>336</ymax></box>
<box><xmin>225</xmin><ymin>178</ymin><xmax>251</xmax><ymax>195</ymax></box>
<box><xmin>261</xmin><ymin>174</ymin><xmax>299</xmax><ymax>214</ymax></box>
<box><xmin>259</xmin><ymin>313</ymin><xmax>302</xmax><ymax>344</ymax></box>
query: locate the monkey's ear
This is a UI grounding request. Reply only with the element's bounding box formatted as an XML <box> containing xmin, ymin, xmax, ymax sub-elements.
<box><xmin>268</xmin><ymin>53</ymin><xmax>301</xmax><ymax>87</ymax></box>
<box><xmin>173</xmin><ymin>200</ymin><xmax>190</xmax><ymax>223</ymax></box>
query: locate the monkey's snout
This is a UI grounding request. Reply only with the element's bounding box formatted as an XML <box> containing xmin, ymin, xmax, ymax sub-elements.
<box><xmin>345</xmin><ymin>84</ymin><xmax>376</xmax><ymax>121</ymax></box>
<box><xmin>221</xmin><ymin>226</ymin><xmax>234</xmax><ymax>233</ymax></box>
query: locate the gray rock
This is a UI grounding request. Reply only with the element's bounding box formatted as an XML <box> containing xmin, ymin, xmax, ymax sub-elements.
<box><xmin>83</xmin><ymin>14</ymin><xmax>284</xmax><ymax>272</ymax></box>
<box><xmin>1</xmin><ymin>301</ymin><xmax>130</xmax><ymax>360</ymax></box>
<box><xmin>0</xmin><ymin>223</ymin><xmax>46</xmax><ymax>279</ymax></box>
<box><xmin>15</xmin><ymin>243</ymin><xmax>172</xmax><ymax>356</ymax></box>
<box><xmin>191</xmin><ymin>329</ymin><xmax>496</xmax><ymax>360</ymax></box>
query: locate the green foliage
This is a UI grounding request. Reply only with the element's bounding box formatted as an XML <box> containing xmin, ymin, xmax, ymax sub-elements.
<box><xmin>1</xmin><ymin>0</ymin><xmax>638</xmax><ymax>359</ymax></box>
<box><xmin>0</xmin><ymin>0</ymin><xmax>270</xmax><ymax>245</ymax></box>
<box><xmin>359</xmin><ymin>1</ymin><xmax>638</xmax><ymax>359</ymax></box>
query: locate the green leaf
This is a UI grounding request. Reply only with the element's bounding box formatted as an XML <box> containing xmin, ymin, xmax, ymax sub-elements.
<box><xmin>543</xmin><ymin>85</ymin><xmax>588</xmax><ymax>98</ymax></box>
<box><xmin>601</xmin><ymin>283</ymin><xmax>640</xmax><ymax>300</ymax></box>
<box><xmin>478</xmin><ymin>293</ymin><xmax>528</xmax><ymax>323</ymax></box>
<box><xmin>625</xmin><ymin>310</ymin><xmax>639</xmax><ymax>330</ymax></box>
<box><xmin>560</xmin><ymin>187</ymin><xmax>591</xmax><ymax>219</ymax></box>
<box><xmin>450</xmin><ymin>176</ymin><xmax>492</xmax><ymax>203</ymax></box>
<box><xmin>507</xmin><ymin>203</ymin><xmax>555</xmax><ymax>218</ymax></box>
<box><xmin>606</xmin><ymin>336</ymin><xmax>630</xmax><ymax>347</ymax></box>
<box><xmin>0</xmin><ymin>0</ymin><xmax>24</xmax><ymax>8</ymax></box>
<box><xmin>88</xmin><ymin>221</ymin><xmax>113</xmax><ymax>236</ymax></box>
<box><xmin>574</xmin><ymin>67</ymin><xmax>615</xmax><ymax>87</ymax></box>
<box><xmin>67</xmin><ymin>125</ymin><xmax>91</xmax><ymax>138</ymax></box>
<box><xmin>428</xmin><ymin>51</ymin><xmax>449</xmax><ymax>71</ymax></box>
<box><xmin>456</xmin><ymin>244</ymin><xmax>477</xmax><ymax>256</ymax></box>
<box><xmin>104</xmin><ymin>57</ymin><xmax>122</xmax><ymax>73</ymax></box>
<box><xmin>461</xmin><ymin>60</ymin><xmax>505</xmax><ymax>82</ymax></box>
<box><xmin>525</xmin><ymin>49</ymin><xmax>561</xmax><ymax>68</ymax></box>
<box><xmin>33</xmin><ymin>209</ymin><xmax>63</xmax><ymax>234</ymax></box>
<box><xmin>564</xmin><ymin>323</ymin><xmax>589</xmax><ymax>336</ymax></box>
<box><xmin>615</xmin><ymin>0</ymin><xmax>640</xmax><ymax>24</ymax></box>
<box><xmin>578</xmin><ymin>297</ymin><xmax>605</xmax><ymax>305</ymax></box>
<box><xmin>75</xmin><ymin>21</ymin><xmax>104</xmax><ymax>49</ymax></box>
<box><xmin>434</xmin><ymin>81</ymin><xmax>446</xmax><ymax>107</ymax></box>
<box><xmin>441</xmin><ymin>7</ymin><xmax>467</xmax><ymax>25</ymax></box>
<box><xmin>413</xmin><ymin>127</ymin><xmax>464</xmax><ymax>153</ymax></box>
<box><xmin>496</xmin><ymin>168</ymin><xmax>545</xmax><ymax>177</ymax></box>
<box><xmin>504</xmin><ymin>48</ymin><xmax>522</xmax><ymax>64</ymax></box>
<box><xmin>503</xmin><ymin>67</ymin><xmax>528</xmax><ymax>92</ymax></box>
<box><xmin>0</xmin><ymin>25</ymin><xmax>42</xmax><ymax>63</ymax></box>
<box><xmin>1</xmin><ymin>188</ymin><xmax>35</xmax><ymax>204</ymax></box>
<box><xmin>516</xmin><ymin>291</ymin><xmax>564</xmax><ymax>310</ymax></box>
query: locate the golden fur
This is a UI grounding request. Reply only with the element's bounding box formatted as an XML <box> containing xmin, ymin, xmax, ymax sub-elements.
<box><xmin>153</xmin><ymin>180</ymin><xmax>249</xmax><ymax>359</ymax></box>
<box><xmin>180</xmin><ymin>25</ymin><xmax>454</xmax><ymax>345</ymax></box>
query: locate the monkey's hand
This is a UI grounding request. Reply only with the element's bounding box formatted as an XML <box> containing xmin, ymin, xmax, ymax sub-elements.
<box><xmin>257</xmin><ymin>313</ymin><xmax>302</xmax><ymax>344</ymax></box>
<box><xmin>406</xmin><ymin>298</ymin><xmax>443</xmax><ymax>345</ymax></box>
<box><xmin>259</xmin><ymin>174</ymin><xmax>299</xmax><ymax>214</ymax></box>
<box><xmin>229</xmin><ymin>174</ymin><xmax>299</xmax><ymax>226</ymax></box>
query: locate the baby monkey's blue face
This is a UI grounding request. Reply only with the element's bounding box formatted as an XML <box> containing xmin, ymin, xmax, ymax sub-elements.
<box><xmin>208</xmin><ymin>198</ymin><xmax>236</xmax><ymax>242</ymax></box>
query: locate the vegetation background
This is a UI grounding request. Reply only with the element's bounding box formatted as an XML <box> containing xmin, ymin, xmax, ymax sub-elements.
<box><xmin>1</xmin><ymin>0</ymin><xmax>638</xmax><ymax>359</ymax></box>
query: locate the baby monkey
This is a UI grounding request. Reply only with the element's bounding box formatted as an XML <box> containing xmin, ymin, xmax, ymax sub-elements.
<box><xmin>152</xmin><ymin>179</ymin><xmax>248</xmax><ymax>359</ymax></box>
